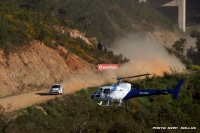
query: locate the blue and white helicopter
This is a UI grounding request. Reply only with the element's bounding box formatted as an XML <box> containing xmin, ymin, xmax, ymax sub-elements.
<box><xmin>91</xmin><ymin>74</ymin><xmax>184</xmax><ymax>106</ymax></box>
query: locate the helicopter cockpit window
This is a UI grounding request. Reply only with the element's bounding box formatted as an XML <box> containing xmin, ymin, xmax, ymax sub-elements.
<box><xmin>97</xmin><ymin>88</ymin><xmax>103</xmax><ymax>94</ymax></box>
<box><xmin>103</xmin><ymin>89</ymin><xmax>110</xmax><ymax>94</ymax></box>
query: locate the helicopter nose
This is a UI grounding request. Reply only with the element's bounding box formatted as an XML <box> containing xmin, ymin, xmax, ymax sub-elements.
<box><xmin>91</xmin><ymin>95</ymin><xmax>94</xmax><ymax>99</ymax></box>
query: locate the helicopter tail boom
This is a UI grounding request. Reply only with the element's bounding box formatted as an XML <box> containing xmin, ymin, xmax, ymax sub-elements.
<box><xmin>172</xmin><ymin>78</ymin><xmax>184</xmax><ymax>99</ymax></box>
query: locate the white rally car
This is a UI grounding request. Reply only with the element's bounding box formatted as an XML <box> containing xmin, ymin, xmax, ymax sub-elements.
<box><xmin>49</xmin><ymin>84</ymin><xmax>63</xmax><ymax>95</ymax></box>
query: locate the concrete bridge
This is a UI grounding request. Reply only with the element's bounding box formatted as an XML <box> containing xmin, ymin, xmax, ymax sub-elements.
<box><xmin>139</xmin><ymin>0</ymin><xmax>200</xmax><ymax>32</ymax></box>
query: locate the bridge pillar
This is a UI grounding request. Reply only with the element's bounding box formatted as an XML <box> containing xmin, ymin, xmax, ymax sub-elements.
<box><xmin>179</xmin><ymin>0</ymin><xmax>186</xmax><ymax>32</ymax></box>
<box><xmin>162</xmin><ymin>0</ymin><xmax>186</xmax><ymax>32</ymax></box>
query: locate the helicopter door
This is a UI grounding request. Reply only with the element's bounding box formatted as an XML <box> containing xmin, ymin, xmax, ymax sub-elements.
<box><xmin>108</xmin><ymin>86</ymin><xmax>128</xmax><ymax>101</ymax></box>
<box><xmin>103</xmin><ymin>88</ymin><xmax>110</xmax><ymax>100</ymax></box>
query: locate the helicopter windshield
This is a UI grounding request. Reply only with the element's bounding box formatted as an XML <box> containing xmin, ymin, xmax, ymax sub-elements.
<box><xmin>97</xmin><ymin>88</ymin><xmax>103</xmax><ymax>94</ymax></box>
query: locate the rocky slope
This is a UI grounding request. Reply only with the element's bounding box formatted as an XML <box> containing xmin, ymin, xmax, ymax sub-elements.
<box><xmin>0</xmin><ymin>41</ymin><xmax>67</xmax><ymax>97</ymax></box>
<box><xmin>0</xmin><ymin>40</ymin><xmax>93</xmax><ymax>98</ymax></box>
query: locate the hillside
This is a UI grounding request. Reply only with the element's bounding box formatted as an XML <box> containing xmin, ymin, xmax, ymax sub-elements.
<box><xmin>0</xmin><ymin>40</ymin><xmax>96</xmax><ymax>97</ymax></box>
<box><xmin>0</xmin><ymin>0</ymin><xmax>186</xmax><ymax>97</ymax></box>
<box><xmin>16</xmin><ymin>0</ymin><xmax>177</xmax><ymax>45</ymax></box>
<box><xmin>0</xmin><ymin>30</ymin><xmax>181</xmax><ymax>97</ymax></box>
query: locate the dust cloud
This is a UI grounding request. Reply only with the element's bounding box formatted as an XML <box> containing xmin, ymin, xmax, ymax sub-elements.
<box><xmin>110</xmin><ymin>34</ymin><xmax>186</xmax><ymax>76</ymax></box>
<box><xmin>61</xmin><ymin>33</ymin><xmax>186</xmax><ymax>93</ymax></box>
<box><xmin>60</xmin><ymin>72</ymin><xmax>112</xmax><ymax>94</ymax></box>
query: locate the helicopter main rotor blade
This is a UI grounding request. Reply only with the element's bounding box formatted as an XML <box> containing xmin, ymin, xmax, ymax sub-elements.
<box><xmin>117</xmin><ymin>73</ymin><xmax>151</xmax><ymax>80</ymax></box>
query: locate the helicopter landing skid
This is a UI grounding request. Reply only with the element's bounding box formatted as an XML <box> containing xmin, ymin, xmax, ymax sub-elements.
<box><xmin>97</xmin><ymin>100</ymin><xmax>123</xmax><ymax>107</ymax></box>
<box><xmin>99</xmin><ymin>104</ymin><xmax>122</xmax><ymax>107</ymax></box>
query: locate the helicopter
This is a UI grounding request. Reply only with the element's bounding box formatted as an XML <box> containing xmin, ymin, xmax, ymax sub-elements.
<box><xmin>90</xmin><ymin>73</ymin><xmax>184</xmax><ymax>106</ymax></box>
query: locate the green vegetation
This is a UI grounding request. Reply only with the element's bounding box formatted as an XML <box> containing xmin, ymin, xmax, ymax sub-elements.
<box><xmin>165</xmin><ymin>30</ymin><xmax>200</xmax><ymax>71</ymax></box>
<box><xmin>187</xmin><ymin>30</ymin><xmax>200</xmax><ymax>64</ymax></box>
<box><xmin>18</xmin><ymin>0</ymin><xmax>175</xmax><ymax>44</ymax></box>
<box><xmin>187</xmin><ymin>64</ymin><xmax>200</xmax><ymax>71</ymax></box>
<box><xmin>0</xmin><ymin>1</ymin><xmax>131</xmax><ymax>64</ymax></box>
<box><xmin>165</xmin><ymin>38</ymin><xmax>190</xmax><ymax>65</ymax></box>
<box><xmin>0</xmin><ymin>1</ymin><xmax>60</xmax><ymax>56</ymax></box>
<box><xmin>0</xmin><ymin>0</ymin><xmax>175</xmax><ymax>61</ymax></box>
<box><xmin>58</xmin><ymin>35</ymin><xmax>129</xmax><ymax>64</ymax></box>
<box><xmin>0</xmin><ymin>72</ymin><xmax>200</xmax><ymax>132</ymax></box>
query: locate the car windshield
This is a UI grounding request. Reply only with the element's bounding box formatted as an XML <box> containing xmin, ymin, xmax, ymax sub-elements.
<box><xmin>52</xmin><ymin>85</ymin><xmax>60</xmax><ymax>88</ymax></box>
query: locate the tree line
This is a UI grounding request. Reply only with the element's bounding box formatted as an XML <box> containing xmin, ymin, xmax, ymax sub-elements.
<box><xmin>165</xmin><ymin>30</ymin><xmax>200</xmax><ymax>70</ymax></box>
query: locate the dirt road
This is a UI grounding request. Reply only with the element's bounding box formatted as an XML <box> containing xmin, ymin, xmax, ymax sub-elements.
<box><xmin>0</xmin><ymin>89</ymin><xmax>63</xmax><ymax>111</ymax></box>
<box><xmin>0</xmin><ymin>73</ymin><xmax>104</xmax><ymax>111</ymax></box>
